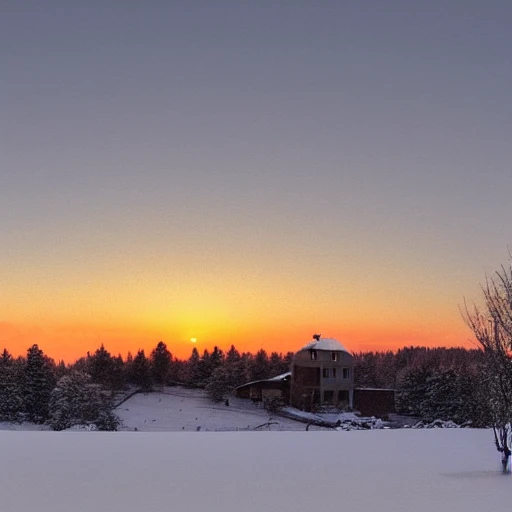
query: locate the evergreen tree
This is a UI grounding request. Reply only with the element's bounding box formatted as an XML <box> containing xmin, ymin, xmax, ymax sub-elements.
<box><xmin>88</xmin><ymin>344</ymin><xmax>117</xmax><ymax>388</ymax></box>
<box><xmin>420</xmin><ymin>369</ymin><xmax>465</xmax><ymax>423</ymax></box>
<box><xmin>0</xmin><ymin>348</ymin><xmax>13</xmax><ymax>366</ymax></box>
<box><xmin>185</xmin><ymin>348</ymin><xmax>202</xmax><ymax>387</ymax></box>
<box><xmin>206</xmin><ymin>366</ymin><xmax>231</xmax><ymax>402</ymax></box>
<box><xmin>172</xmin><ymin>358</ymin><xmax>187</xmax><ymax>383</ymax></box>
<box><xmin>197</xmin><ymin>349</ymin><xmax>211</xmax><ymax>386</ymax></box>
<box><xmin>0</xmin><ymin>364</ymin><xmax>23</xmax><ymax>422</ymax></box>
<box><xmin>48</xmin><ymin>371</ymin><xmax>119</xmax><ymax>431</ymax></box>
<box><xmin>55</xmin><ymin>360</ymin><xmax>68</xmax><ymax>380</ymax></box>
<box><xmin>128</xmin><ymin>350</ymin><xmax>153</xmax><ymax>390</ymax></box>
<box><xmin>23</xmin><ymin>344</ymin><xmax>56</xmax><ymax>423</ymax></box>
<box><xmin>225</xmin><ymin>345</ymin><xmax>241</xmax><ymax>365</ymax></box>
<box><xmin>224</xmin><ymin>345</ymin><xmax>248</xmax><ymax>389</ymax></box>
<box><xmin>250</xmin><ymin>349</ymin><xmax>270</xmax><ymax>381</ymax></box>
<box><xmin>209</xmin><ymin>346</ymin><xmax>224</xmax><ymax>372</ymax></box>
<box><xmin>69</xmin><ymin>356</ymin><xmax>88</xmax><ymax>374</ymax></box>
<box><xmin>110</xmin><ymin>355</ymin><xmax>126</xmax><ymax>390</ymax></box>
<box><xmin>150</xmin><ymin>341</ymin><xmax>172</xmax><ymax>386</ymax></box>
<box><xmin>269</xmin><ymin>352</ymin><xmax>282</xmax><ymax>376</ymax></box>
<box><xmin>395</xmin><ymin>366</ymin><xmax>432</xmax><ymax>416</ymax></box>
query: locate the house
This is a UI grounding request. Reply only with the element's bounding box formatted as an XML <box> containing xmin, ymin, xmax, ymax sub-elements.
<box><xmin>290</xmin><ymin>335</ymin><xmax>354</xmax><ymax>409</ymax></box>
<box><xmin>234</xmin><ymin>372</ymin><xmax>291</xmax><ymax>403</ymax></box>
<box><xmin>235</xmin><ymin>336</ymin><xmax>401</xmax><ymax>416</ymax></box>
<box><xmin>233</xmin><ymin>336</ymin><xmax>396</xmax><ymax>417</ymax></box>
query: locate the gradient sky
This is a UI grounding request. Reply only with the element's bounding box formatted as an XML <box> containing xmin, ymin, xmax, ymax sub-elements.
<box><xmin>1</xmin><ymin>1</ymin><xmax>511</xmax><ymax>362</ymax></box>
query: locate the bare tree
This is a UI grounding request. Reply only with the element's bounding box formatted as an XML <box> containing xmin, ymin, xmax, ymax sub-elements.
<box><xmin>463</xmin><ymin>263</ymin><xmax>512</xmax><ymax>473</ymax></box>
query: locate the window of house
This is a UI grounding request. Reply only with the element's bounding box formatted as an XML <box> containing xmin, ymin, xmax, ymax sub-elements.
<box><xmin>332</xmin><ymin>368</ymin><xmax>337</xmax><ymax>378</ymax></box>
<box><xmin>331</xmin><ymin>352</ymin><xmax>338</xmax><ymax>361</ymax></box>
<box><xmin>343</xmin><ymin>368</ymin><xmax>350</xmax><ymax>379</ymax></box>
<box><xmin>310</xmin><ymin>350</ymin><xmax>317</xmax><ymax>361</ymax></box>
<box><xmin>323</xmin><ymin>368</ymin><xmax>329</xmax><ymax>378</ymax></box>
<box><xmin>338</xmin><ymin>390</ymin><xmax>349</xmax><ymax>402</ymax></box>
<box><xmin>323</xmin><ymin>390</ymin><xmax>334</xmax><ymax>403</ymax></box>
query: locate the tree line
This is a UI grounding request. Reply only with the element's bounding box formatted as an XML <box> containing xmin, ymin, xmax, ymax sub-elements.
<box><xmin>0</xmin><ymin>342</ymin><xmax>294</xmax><ymax>429</ymax></box>
<box><xmin>353</xmin><ymin>347</ymin><xmax>491</xmax><ymax>427</ymax></box>
<box><xmin>0</xmin><ymin>338</ymin><xmax>495</xmax><ymax>430</ymax></box>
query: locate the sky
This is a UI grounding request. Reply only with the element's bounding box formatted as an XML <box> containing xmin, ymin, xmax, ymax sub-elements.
<box><xmin>1</xmin><ymin>1</ymin><xmax>511</xmax><ymax>362</ymax></box>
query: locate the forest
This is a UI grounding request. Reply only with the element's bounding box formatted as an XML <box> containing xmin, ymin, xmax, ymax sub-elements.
<box><xmin>0</xmin><ymin>341</ymin><xmax>491</xmax><ymax>430</ymax></box>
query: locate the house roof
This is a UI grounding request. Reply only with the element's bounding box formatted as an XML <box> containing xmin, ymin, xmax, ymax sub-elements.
<box><xmin>234</xmin><ymin>372</ymin><xmax>291</xmax><ymax>390</ymax></box>
<box><xmin>300</xmin><ymin>337</ymin><xmax>349</xmax><ymax>353</ymax></box>
<box><xmin>267</xmin><ymin>371</ymin><xmax>292</xmax><ymax>382</ymax></box>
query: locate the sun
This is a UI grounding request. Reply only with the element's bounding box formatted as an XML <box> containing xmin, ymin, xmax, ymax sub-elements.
<box><xmin>190</xmin><ymin>337</ymin><xmax>197</xmax><ymax>343</ymax></box>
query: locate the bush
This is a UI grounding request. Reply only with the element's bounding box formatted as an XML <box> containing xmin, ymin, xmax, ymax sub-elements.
<box><xmin>263</xmin><ymin>396</ymin><xmax>284</xmax><ymax>413</ymax></box>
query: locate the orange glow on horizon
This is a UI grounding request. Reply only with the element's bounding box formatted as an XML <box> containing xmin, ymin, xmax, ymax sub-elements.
<box><xmin>0</xmin><ymin>318</ymin><xmax>476</xmax><ymax>364</ymax></box>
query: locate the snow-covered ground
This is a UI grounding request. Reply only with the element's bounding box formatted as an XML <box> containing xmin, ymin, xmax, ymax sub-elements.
<box><xmin>116</xmin><ymin>387</ymin><xmax>325</xmax><ymax>431</ymax></box>
<box><xmin>0</xmin><ymin>429</ymin><xmax>508</xmax><ymax>512</ymax></box>
<box><xmin>0</xmin><ymin>421</ymin><xmax>49</xmax><ymax>431</ymax></box>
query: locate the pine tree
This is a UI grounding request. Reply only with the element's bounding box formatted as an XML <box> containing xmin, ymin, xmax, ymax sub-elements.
<box><xmin>88</xmin><ymin>344</ymin><xmax>117</xmax><ymax>388</ymax></box>
<box><xmin>269</xmin><ymin>352</ymin><xmax>283</xmax><ymax>376</ymax></box>
<box><xmin>150</xmin><ymin>341</ymin><xmax>172</xmax><ymax>386</ymax></box>
<box><xmin>209</xmin><ymin>346</ymin><xmax>224</xmax><ymax>372</ymax></box>
<box><xmin>48</xmin><ymin>371</ymin><xmax>119</xmax><ymax>431</ymax></box>
<box><xmin>23</xmin><ymin>345</ymin><xmax>56</xmax><ymax>423</ymax></box>
<box><xmin>110</xmin><ymin>355</ymin><xmax>126</xmax><ymax>390</ymax></box>
<box><xmin>225</xmin><ymin>345</ymin><xmax>241</xmax><ymax>365</ymax></box>
<box><xmin>198</xmin><ymin>349</ymin><xmax>211</xmax><ymax>386</ymax></box>
<box><xmin>420</xmin><ymin>369</ymin><xmax>464</xmax><ymax>423</ymax></box>
<box><xmin>186</xmin><ymin>348</ymin><xmax>202</xmax><ymax>387</ymax></box>
<box><xmin>250</xmin><ymin>349</ymin><xmax>270</xmax><ymax>381</ymax></box>
<box><xmin>395</xmin><ymin>366</ymin><xmax>432</xmax><ymax>416</ymax></box>
<box><xmin>224</xmin><ymin>345</ymin><xmax>248</xmax><ymax>389</ymax></box>
<box><xmin>206</xmin><ymin>366</ymin><xmax>231</xmax><ymax>402</ymax></box>
<box><xmin>55</xmin><ymin>360</ymin><xmax>68</xmax><ymax>380</ymax></box>
<box><xmin>0</xmin><ymin>348</ymin><xmax>13</xmax><ymax>366</ymax></box>
<box><xmin>128</xmin><ymin>350</ymin><xmax>153</xmax><ymax>391</ymax></box>
<box><xmin>0</xmin><ymin>364</ymin><xmax>23</xmax><ymax>422</ymax></box>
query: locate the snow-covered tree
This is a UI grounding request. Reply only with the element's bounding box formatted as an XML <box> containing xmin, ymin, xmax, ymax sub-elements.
<box><xmin>0</xmin><ymin>361</ymin><xmax>23</xmax><ymax>422</ymax></box>
<box><xmin>250</xmin><ymin>349</ymin><xmax>270</xmax><ymax>381</ymax></box>
<box><xmin>198</xmin><ymin>347</ymin><xmax>224</xmax><ymax>385</ymax></box>
<box><xmin>23</xmin><ymin>345</ymin><xmax>56</xmax><ymax>423</ymax></box>
<box><xmin>224</xmin><ymin>350</ymin><xmax>250</xmax><ymax>389</ymax></box>
<box><xmin>0</xmin><ymin>348</ymin><xmax>13</xmax><ymax>366</ymax></box>
<box><xmin>395</xmin><ymin>366</ymin><xmax>432</xmax><ymax>416</ymax></box>
<box><xmin>185</xmin><ymin>347</ymin><xmax>202</xmax><ymax>386</ymax></box>
<box><xmin>87</xmin><ymin>344</ymin><xmax>122</xmax><ymax>389</ymax></box>
<box><xmin>206</xmin><ymin>366</ymin><xmax>231</xmax><ymax>402</ymax></box>
<box><xmin>420</xmin><ymin>369</ymin><xmax>471</xmax><ymax>424</ymax></box>
<box><xmin>150</xmin><ymin>341</ymin><xmax>172</xmax><ymax>386</ymax></box>
<box><xmin>196</xmin><ymin>349</ymin><xmax>211</xmax><ymax>386</ymax></box>
<box><xmin>128</xmin><ymin>350</ymin><xmax>153</xmax><ymax>391</ymax></box>
<box><xmin>49</xmin><ymin>371</ymin><xmax>119</xmax><ymax>431</ymax></box>
<box><xmin>463</xmin><ymin>262</ymin><xmax>512</xmax><ymax>473</ymax></box>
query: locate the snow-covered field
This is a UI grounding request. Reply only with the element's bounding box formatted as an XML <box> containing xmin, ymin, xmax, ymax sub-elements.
<box><xmin>0</xmin><ymin>389</ymin><xmax>509</xmax><ymax>512</ymax></box>
<box><xmin>0</xmin><ymin>429</ymin><xmax>508</xmax><ymax>512</ymax></box>
<box><xmin>116</xmin><ymin>387</ymin><xmax>324</xmax><ymax>431</ymax></box>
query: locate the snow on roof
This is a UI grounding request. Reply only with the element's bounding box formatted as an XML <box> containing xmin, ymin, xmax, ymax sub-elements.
<box><xmin>267</xmin><ymin>371</ymin><xmax>291</xmax><ymax>382</ymax></box>
<box><xmin>234</xmin><ymin>372</ymin><xmax>291</xmax><ymax>390</ymax></box>
<box><xmin>300</xmin><ymin>337</ymin><xmax>349</xmax><ymax>353</ymax></box>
